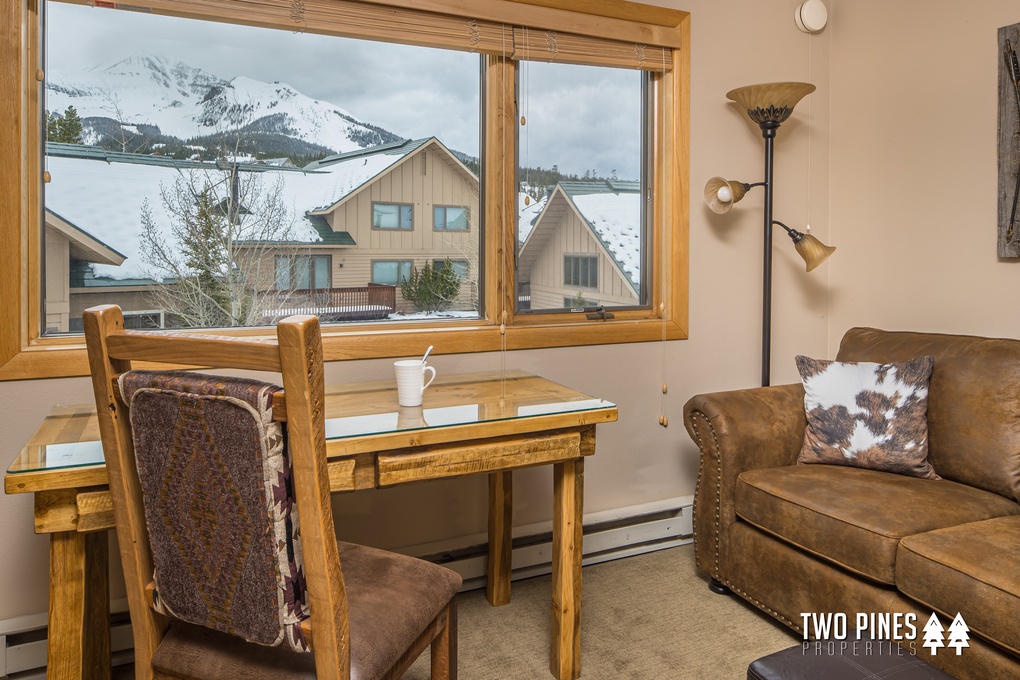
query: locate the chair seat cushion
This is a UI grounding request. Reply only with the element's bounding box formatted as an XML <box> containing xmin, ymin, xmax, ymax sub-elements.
<box><xmin>152</xmin><ymin>541</ymin><xmax>462</xmax><ymax>680</ymax></box>
<box><xmin>897</xmin><ymin>516</ymin><xmax>1020</xmax><ymax>655</ymax></box>
<box><xmin>735</xmin><ymin>465</ymin><xmax>1020</xmax><ymax>584</ymax></box>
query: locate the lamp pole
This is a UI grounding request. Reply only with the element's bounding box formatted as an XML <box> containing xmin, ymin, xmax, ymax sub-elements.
<box><xmin>761</xmin><ymin>123</ymin><xmax>777</xmax><ymax>387</ymax></box>
<box><xmin>709</xmin><ymin>82</ymin><xmax>823</xmax><ymax>388</ymax></box>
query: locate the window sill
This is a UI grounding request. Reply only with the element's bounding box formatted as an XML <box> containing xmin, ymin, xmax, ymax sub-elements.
<box><xmin>1</xmin><ymin>315</ymin><xmax>687</xmax><ymax>380</ymax></box>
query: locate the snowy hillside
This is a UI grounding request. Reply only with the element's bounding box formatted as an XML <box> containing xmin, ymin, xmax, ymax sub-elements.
<box><xmin>46</xmin><ymin>53</ymin><xmax>401</xmax><ymax>156</ymax></box>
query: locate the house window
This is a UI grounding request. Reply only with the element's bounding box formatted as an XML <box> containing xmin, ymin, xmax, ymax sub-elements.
<box><xmin>373</xmin><ymin>203</ymin><xmax>414</xmax><ymax>230</ymax></box>
<box><xmin>434</xmin><ymin>206</ymin><xmax>468</xmax><ymax>231</ymax></box>
<box><xmin>564</xmin><ymin>255</ymin><xmax>599</xmax><ymax>289</ymax></box>
<box><xmin>7</xmin><ymin>0</ymin><xmax>689</xmax><ymax>378</ymax></box>
<box><xmin>275</xmin><ymin>255</ymin><xmax>331</xmax><ymax>290</ymax></box>
<box><xmin>433</xmin><ymin>258</ymin><xmax>469</xmax><ymax>280</ymax></box>
<box><xmin>372</xmin><ymin>260</ymin><xmax>413</xmax><ymax>286</ymax></box>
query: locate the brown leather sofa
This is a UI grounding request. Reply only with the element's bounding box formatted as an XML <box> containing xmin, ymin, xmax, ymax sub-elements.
<box><xmin>684</xmin><ymin>328</ymin><xmax>1020</xmax><ymax>680</ymax></box>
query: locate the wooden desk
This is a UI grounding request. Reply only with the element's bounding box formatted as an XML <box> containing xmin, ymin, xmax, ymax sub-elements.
<box><xmin>5</xmin><ymin>370</ymin><xmax>617</xmax><ymax>680</ymax></box>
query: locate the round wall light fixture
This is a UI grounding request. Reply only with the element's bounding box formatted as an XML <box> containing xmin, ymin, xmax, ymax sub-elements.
<box><xmin>795</xmin><ymin>0</ymin><xmax>827</xmax><ymax>34</ymax></box>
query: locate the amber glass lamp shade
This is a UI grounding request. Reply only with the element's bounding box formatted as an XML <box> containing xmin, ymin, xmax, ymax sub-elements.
<box><xmin>703</xmin><ymin>176</ymin><xmax>747</xmax><ymax>214</ymax></box>
<box><xmin>773</xmin><ymin>220</ymin><xmax>836</xmax><ymax>272</ymax></box>
<box><xmin>726</xmin><ymin>82</ymin><xmax>816</xmax><ymax>127</ymax></box>
<box><xmin>792</xmin><ymin>232</ymin><xmax>836</xmax><ymax>272</ymax></box>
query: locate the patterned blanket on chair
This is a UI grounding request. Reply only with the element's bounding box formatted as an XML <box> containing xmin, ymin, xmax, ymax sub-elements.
<box><xmin>119</xmin><ymin>370</ymin><xmax>310</xmax><ymax>652</ymax></box>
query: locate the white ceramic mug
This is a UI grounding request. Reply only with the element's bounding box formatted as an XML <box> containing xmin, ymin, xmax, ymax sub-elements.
<box><xmin>394</xmin><ymin>359</ymin><xmax>437</xmax><ymax>407</ymax></box>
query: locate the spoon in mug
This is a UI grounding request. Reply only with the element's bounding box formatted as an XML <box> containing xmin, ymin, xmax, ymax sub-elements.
<box><xmin>421</xmin><ymin>345</ymin><xmax>434</xmax><ymax>365</ymax></box>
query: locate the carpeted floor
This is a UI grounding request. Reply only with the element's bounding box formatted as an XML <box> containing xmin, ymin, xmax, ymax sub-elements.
<box><xmin>404</xmin><ymin>543</ymin><xmax>799</xmax><ymax>679</ymax></box>
<box><xmin>114</xmin><ymin>544</ymin><xmax>799</xmax><ymax>679</ymax></box>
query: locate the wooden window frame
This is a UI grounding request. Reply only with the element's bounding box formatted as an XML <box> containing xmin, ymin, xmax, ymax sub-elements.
<box><xmin>0</xmin><ymin>0</ymin><xmax>690</xmax><ymax>380</ymax></box>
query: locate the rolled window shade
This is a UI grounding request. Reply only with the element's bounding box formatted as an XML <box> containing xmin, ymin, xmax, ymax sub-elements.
<box><xmin>511</xmin><ymin>26</ymin><xmax>673</xmax><ymax>71</ymax></box>
<box><xmin>98</xmin><ymin>0</ymin><xmax>510</xmax><ymax>54</ymax></box>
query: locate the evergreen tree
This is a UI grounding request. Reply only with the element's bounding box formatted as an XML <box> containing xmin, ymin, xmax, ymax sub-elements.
<box><xmin>60</xmin><ymin>106</ymin><xmax>83</xmax><ymax>144</ymax></box>
<box><xmin>400</xmin><ymin>259</ymin><xmax>461</xmax><ymax>314</ymax></box>
<box><xmin>46</xmin><ymin>106</ymin><xmax>84</xmax><ymax>144</ymax></box>
<box><xmin>46</xmin><ymin>110</ymin><xmax>60</xmax><ymax>141</ymax></box>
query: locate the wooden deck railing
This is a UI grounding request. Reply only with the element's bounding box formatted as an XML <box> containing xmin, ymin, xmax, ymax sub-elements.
<box><xmin>260</xmin><ymin>285</ymin><xmax>397</xmax><ymax>322</ymax></box>
<box><xmin>517</xmin><ymin>281</ymin><xmax>531</xmax><ymax>310</ymax></box>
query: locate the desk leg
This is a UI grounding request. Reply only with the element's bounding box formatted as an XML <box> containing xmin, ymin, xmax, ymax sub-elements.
<box><xmin>47</xmin><ymin>531</ymin><xmax>110</xmax><ymax>680</ymax></box>
<box><xmin>550</xmin><ymin>459</ymin><xmax>583</xmax><ymax>680</ymax></box>
<box><xmin>487</xmin><ymin>471</ymin><xmax>513</xmax><ymax>606</ymax></box>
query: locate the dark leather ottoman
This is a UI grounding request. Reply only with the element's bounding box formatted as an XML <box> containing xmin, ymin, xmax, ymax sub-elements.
<box><xmin>748</xmin><ymin>640</ymin><xmax>957</xmax><ymax>679</ymax></box>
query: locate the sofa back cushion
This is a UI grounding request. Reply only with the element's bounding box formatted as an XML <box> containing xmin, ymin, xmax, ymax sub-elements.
<box><xmin>837</xmin><ymin>327</ymin><xmax>1020</xmax><ymax>503</ymax></box>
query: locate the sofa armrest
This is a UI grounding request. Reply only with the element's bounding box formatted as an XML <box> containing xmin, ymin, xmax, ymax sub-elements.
<box><xmin>683</xmin><ymin>383</ymin><xmax>806</xmax><ymax>583</ymax></box>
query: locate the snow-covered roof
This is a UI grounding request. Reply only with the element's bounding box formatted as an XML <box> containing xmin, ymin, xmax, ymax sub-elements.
<box><xmin>46</xmin><ymin>152</ymin><xmax>320</xmax><ymax>280</ymax></box>
<box><xmin>43</xmin><ymin>138</ymin><xmax>447</xmax><ymax>281</ymax></box>
<box><xmin>301</xmin><ymin>138</ymin><xmax>432</xmax><ymax>213</ymax></box>
<box><xmin>518</xmin><ymin>191</ymin><xmax>547</xmax><ymax>243</ymax></box>
<box><xmin>566</xmin><ymin>184</ymin><xmax>642</xmax><ymax>287</ymax></box>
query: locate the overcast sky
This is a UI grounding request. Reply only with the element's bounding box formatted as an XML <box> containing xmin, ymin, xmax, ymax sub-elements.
<box><xmin>47</xmin><ymin>2</ymin><xmax>642</xmax><ymax>179</ymax></box>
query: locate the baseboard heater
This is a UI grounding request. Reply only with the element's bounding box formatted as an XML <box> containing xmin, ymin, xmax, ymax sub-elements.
<box><xmin>417</xmin><ymin>498</ymin><xmax>694</xmax><ymax>591</ymax></box>
<box><xmin>0</xmin><ymin>496</ymin><xmax>692</xmax><ymax>678</ymax></box>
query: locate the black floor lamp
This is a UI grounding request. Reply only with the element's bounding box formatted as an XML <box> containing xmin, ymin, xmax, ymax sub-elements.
<box><xmin>704</xmin><ymin>81</ymin><xmax>836</xmax><ymax>387</ymax></box>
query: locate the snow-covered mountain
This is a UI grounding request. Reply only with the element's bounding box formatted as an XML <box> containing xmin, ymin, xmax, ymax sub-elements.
<box><xmin>45</xmin><ymin>53</ymin><xmax>400</xmax><ymax>156</ymax></box>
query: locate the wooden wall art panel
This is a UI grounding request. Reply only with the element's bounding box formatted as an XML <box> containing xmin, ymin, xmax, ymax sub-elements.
<box><xmin>998</xmin><ymin>21</ymin><xmax>1020</xmax><ymax>257</ymax></box>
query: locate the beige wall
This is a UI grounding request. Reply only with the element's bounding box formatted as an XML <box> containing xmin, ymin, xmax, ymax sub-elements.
<box><xmin>826</xmin><ymin>0</ymin><xmax>1020</xmax><ymax>346</ymax></box>
<box><xmin>0</xmin><ymin>0</ymin><xmax>843</xmax><ymax>621</ymax></box>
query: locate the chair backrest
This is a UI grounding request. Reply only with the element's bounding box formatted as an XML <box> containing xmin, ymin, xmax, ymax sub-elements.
<box><xmin>83</xmin><ymin>305</ymin><xmax>351</xmax><ymax>680</ymax></box>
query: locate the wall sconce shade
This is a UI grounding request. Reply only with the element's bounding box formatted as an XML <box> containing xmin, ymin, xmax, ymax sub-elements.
<box><xmin>726</xmin><ymin>82</ymin><xmax>816</xmax><ymax>128</ymax></box>
<box><xmin>704</xmin><ymin>176</ymin><xmax>748</xmax><ymax>214</ymax></box>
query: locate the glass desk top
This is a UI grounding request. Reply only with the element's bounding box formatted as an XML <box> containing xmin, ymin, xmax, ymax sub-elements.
<box><xmin>8</xmin><ymin>370</ymin><xmax>616</xmax><ymax>476</ymax></box>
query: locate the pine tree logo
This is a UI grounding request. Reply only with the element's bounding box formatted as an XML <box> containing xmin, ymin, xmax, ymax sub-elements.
<box><xmin>947</xmin><ymin>613</ymin><xmax>970</xmax><ymax>655</ymax></box>
<box><xmin>922</xmin><ymin>612</ymin><xmax>945</xmax><ymax>655</ymax></box>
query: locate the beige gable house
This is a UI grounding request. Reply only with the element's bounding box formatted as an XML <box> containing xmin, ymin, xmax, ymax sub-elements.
<box><xmin>518</xmin><ymin>180</ymin><xmax>642</xmax><ymax>311</ymax></box>
<box><xmin>42</xmin><ymin>137</ymin><xmax>480</xmax><ymax>330</ymax></box>
<box><xmin>280</xmin><ymin>137</ymin><xmax>480</xmax><ymax>314</ymax></box>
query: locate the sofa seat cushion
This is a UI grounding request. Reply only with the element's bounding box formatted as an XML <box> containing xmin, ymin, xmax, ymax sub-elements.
<box><xmin>897</xmin><ymin>516</ymin><xmax>1020</xmax><ymax>656</ymax></box>
<box><xmin>735</xmin><ymin>465</ymin><xmax>1020</xmax><ymax>585</ymax></box>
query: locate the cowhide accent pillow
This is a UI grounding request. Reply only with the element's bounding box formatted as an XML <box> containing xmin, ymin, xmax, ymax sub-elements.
<box><xmin>795</xmin><ymin>355</ymin><xmax>939</xmax><ymax>479</ymax></box>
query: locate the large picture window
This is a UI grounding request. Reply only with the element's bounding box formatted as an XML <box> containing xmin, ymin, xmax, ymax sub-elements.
<box><xmin>41</xmin><ymin>2</ymin><xmax>480</xmax><ymax>332</ymax></box>
<box><xmin>1</xmin><ymin>0</ymin><xmax>690</xmax><ymax>379</ymax></box>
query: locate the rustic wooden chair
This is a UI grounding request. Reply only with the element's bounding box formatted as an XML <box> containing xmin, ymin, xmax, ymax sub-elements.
<box><xmin>83</xmin><ymin>305</ymin><xmax>460</xmax><ymax>680</ymax></box>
